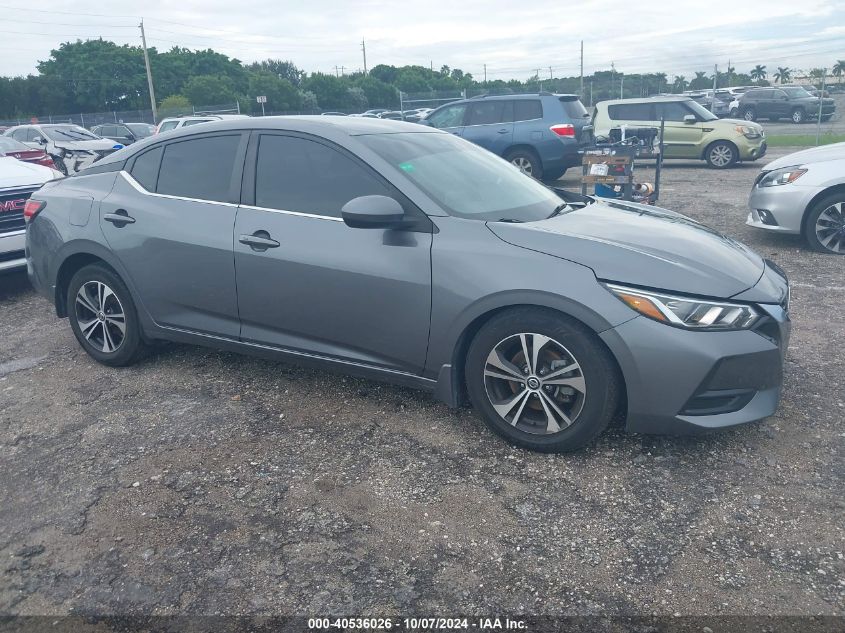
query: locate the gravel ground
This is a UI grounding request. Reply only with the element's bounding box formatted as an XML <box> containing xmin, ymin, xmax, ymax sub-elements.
<box><xmin>0</xmin><ymin>147</ymin><xmax>843</xmax><ymax>619</ymax></box>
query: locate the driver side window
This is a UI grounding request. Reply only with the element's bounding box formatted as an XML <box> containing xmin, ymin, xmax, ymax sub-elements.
<box><xmin>427</xmin><ymin>104</ymin><xmax>467</xmax><ymax>129</ymax></box>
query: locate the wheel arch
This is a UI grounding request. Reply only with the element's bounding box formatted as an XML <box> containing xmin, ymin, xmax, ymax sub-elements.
<box><xmin>801</xmin><ymin>183</ymin><xmax>845</xmax><ymax>236</ymax></box>
<box><xmin>503</xmin><ymin>144</ymin><xmax>542</xmax><ymax>165</ymax></box>
<box><xmin>52</xmin><ymin>241</ymin><xmax>130</xmax><ymax>318</ymax></box>
<box><xmin>435</xmin><ymin>300</ymin><xmax>628</xmax><ymax>416</ymax></box>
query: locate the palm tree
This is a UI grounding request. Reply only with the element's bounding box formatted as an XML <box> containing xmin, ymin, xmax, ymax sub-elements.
<box><xmin>673</xmin><ymin>75</ymin><xmax>688</xmax><ymax>92</ymax></box>
<box><xmin>726</xmin><ymin>65</ymin><xmax>735</xmax><ymax>86</ymax></box>
<box><xmin>750</xmin><ymin>64</ymin><xmax>767</xmax><ymax>82</ymax></box>
<box><xmin>833</xmin><ymin>60</ymin><xmax>845</xmax><ymax>84</ymax></box>
<box><xmin>774</xmin><ymin>66</ymin><xmax>792</xmax><ymax>84</ymax></box>
<box><xmin>690</xmin><ymin>70</ymin><xmax>708</xmax><ymax>90</ymax></box>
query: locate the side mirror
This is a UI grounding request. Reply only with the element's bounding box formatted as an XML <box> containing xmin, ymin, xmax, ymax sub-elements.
<box><xmin>34</xmin><ymin>136</ymin><xmax>46</xmax><ymax>145</ymax></box>
<box><xmin>417</xmin><ymin>118</ymin><xmax>433</xmax><ymax>127</ymax></box>
<box><xmin>683</xmin><ymin>114</ymin><xmax>697</xmax><ymax>124</ymax></box>
<box><xmin>342</xmin><ymin>195</ymin><xmax>406</xmax><ymax>229</ymax></box>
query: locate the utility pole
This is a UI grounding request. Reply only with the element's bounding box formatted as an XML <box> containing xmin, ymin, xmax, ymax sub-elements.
<box><xmin>712</xmin><ymin>64</ymin><xmax>718</xmax><ymax>112</ymax></box>
<box><xmin>361</xmin><ymin>39</ymin><xmax>367</xmax><ymax>74</ymax></box>
<box><xmin>620</xmin><ymin>74</ymin><xmax>624</xmax><ymax>99</ymax></box>
<box><xmin>549</xmin><ymin>66</ymin><xmax>553</xmax><ymax>80</ymax></box>
<box><xmin>483</xmin><ymin>64</ymin><xmax>487</xmax><ymax>83</ymax></box>
<box><xmin>579</xmin><ymin>40</ymin><xmax>584</xmax><ymax>98</ymax></box>
<box><xmin>816</xmin><ymin>68</ymin><xmax>827</xmax><ymax>146</ymax></box>
<box><xmin>139</xmin><ymin>19</ymin><xmax>157</xmax><ymax>123</ymax></box>
<box><xmin>611</xmin><ymin>61</ymin><xmax>616</xmax><ymax>98</ymax></box>
<box><xmin>334</xmin><ymin>65</ymin><xmax>345</xmax><ymax>77</ymax></box>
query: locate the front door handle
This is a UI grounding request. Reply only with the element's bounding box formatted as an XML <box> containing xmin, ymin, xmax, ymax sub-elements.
<box><xmin>103</xmin><ymin>209</ymin><xmax>135</xmax><ymax>226</ymax></box>
<box><xmin>239</xmin><ymin>230</ymin><xmax>280</xmax><ymax>251</ymax></box>
<box><xmin>497</xmin><ymin>128</ymin><xmax>509</xmax><ymax>134</ymax></box>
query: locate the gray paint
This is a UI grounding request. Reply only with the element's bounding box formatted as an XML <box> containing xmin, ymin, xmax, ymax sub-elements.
<box><xmin>27</xmin><ymin>116</ymin><xmax>791</xmax><ymax>436</ymax></box>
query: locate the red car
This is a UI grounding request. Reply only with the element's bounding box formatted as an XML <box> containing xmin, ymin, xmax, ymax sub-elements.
<box><xmin>0</xmin><ymin>135</ymin><xmax>55</xmax><ymax>168</ymax></box>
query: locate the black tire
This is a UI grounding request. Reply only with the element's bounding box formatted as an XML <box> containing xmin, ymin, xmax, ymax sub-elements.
<box><xmin>67</xmin><ymin>263</ymin><xmax>146</xmax><ymax>366</ymax></box>
<box><xmin>704</xmin><ymin>140</ymin><xmax>738</xmax><ymax>169</ymax></box>
<box><xmin>729</xmin><ymin>108</ymin><xmax>739</xmax><ymax>118</ymax></box>
<box><xmin>791</xmin><ymin>108</ymin><xmax>805</xmax><ymax>124</ymax></box>
<box><xmin>742</xmin><ymin>107</ymin><xmax>756</xmax><ymax>122</ymax></box>
<box><xmin>505</xmin><ymin>148</ymin><xmax>543</xmax><ymax>180</ymax></box>
<box><xmin>803</xmin><ymin>194</ymin><xmax>845</xmax><ymax>255</ymax></box>
<box><xmin>465</xmin><ymin>307</ymin><xmax>620</xmax><ymax>452</ymax></box>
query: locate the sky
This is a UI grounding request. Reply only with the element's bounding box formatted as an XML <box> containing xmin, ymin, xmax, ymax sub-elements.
<box><xmin>1</xmin><ymin>0</ymin><xmax>844</xmax><ymax>81</ymax></box>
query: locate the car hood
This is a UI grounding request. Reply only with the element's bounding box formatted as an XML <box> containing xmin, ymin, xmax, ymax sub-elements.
<box><xmin>52</xmin><ymin>138</ymin><xmax>121</xmax><ymax>151</ymax></box>
<box><xmin>487</xmin><ymin>199</ymin><xmax>765</xmax><ymax>299</ymax></box>
<box><xmin>716</xmin><ymin>118</ymin><xmax>764</xmax><ymax>131</ymax></box>
<box><xmin>763</xmin><ymin>142</ymin><xmax>845</xmax><ymax>170</ymax></box>
<box><xmin>0</xmin><ymin>156</ymin><xmax>55</xmax><ymax>189</ymax></box>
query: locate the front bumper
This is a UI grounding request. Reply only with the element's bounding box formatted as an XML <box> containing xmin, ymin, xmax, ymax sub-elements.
<box><xmin>600</xmin><ymin>279</ymin><xmax>790</xmax><ymax>435</ymax></box>
<box><xmin>737</xmin><ymin>137</ymin><xmax>767</xmax><ymax>161</ymax></box>
<box><xmin>0</xmin><ymin>229</ymin><xmax>26</xmax><ymax>272</ymax></box>
<box><xmin>747</xmin><ymin>182</ymin><xmax>817</xmax><ymax>234</ymax></box>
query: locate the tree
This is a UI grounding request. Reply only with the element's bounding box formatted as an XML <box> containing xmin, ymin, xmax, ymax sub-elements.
<box><xmin>301</xmin><ymin>73</ymin><xmax>348</xmax><ymax>109</ymax></box>
<box><xmin>394</xmin><ymin>66</ymin><xmax>431</xmax><ymax>93</ymax></box>
<box><xmin>354</xmin><ymin>75</ymin><xmax>398</xmax><ymax>108</ymax></box>
<box><xmin>182</xmin><ymin>74</ymin><xmax>236</xmax><ymax>106</ymax></box>
<box><xmin>247</xmin><ymin>71</ymin><xmax>300</xmax><ymax>111</ymax></box>
<box><xmin>346</xmin><ymin>86</ymin><xmax>368</xmax><ymax>110</ymax></box>
<box><xmin>833</xmin><ymin>60</ymin><xmax>845</xmax><ymax>84</ymax></box>
<box><xmin>690</xmin><ymin>71</ymin><xmax>709</xmax><ymax>90</ymax></box>
<box><xmin>369</xmin><ymin>64</ymin><xmax>398</xmax><ymax>85</ymax></box>
<box><xmin>672</xmin><ymin>75</ymin><xmax>688</xmax><ymax>92</ymax></box>
<box><xmin>248</xmin><ymin>59</ymin><xmax>304</xmax><ymax>86</ymax></box>
<box><xmin>298</xmin><ymin>90</ymin><xmax>318</xmax><ymax>110</ymax></box>
<box><xmin>750</xmin><ymin>65</ymin><xmax>767</xmax><ymax>82</ymax></box>
<box><xmin>774</xmin><ymin>67</ymin><xmax>792</xmax><ymax>84</ymax></box>
<box><xmin>159</xmin><ymin>94</ymin><xmax>191</xmax><ymax>114</ymax></box>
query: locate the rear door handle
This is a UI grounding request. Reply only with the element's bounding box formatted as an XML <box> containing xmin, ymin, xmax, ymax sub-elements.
<box><xmin>103</xmin><ymin>209</ymin><xmax>135</xmax><ymax>226</ymax></box>
<box><xmin>239</xmin><ymin>231</ymin><xmax>280</xmax><ymax>251</ymax></box>
<box><xmin>497</xmin><ymin>128</ymin><xmax>509</xmax><ymax>134</ymax></box>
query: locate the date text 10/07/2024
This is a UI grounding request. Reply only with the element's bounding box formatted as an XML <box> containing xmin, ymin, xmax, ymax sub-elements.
<box><xmin>307</xmin><ymin>617</ymin><xmax>528</xmax><ymax>630</ymax></box>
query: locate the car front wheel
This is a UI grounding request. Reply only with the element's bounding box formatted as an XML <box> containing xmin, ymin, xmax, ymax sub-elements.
<box><xmin>505</xmin><ymin>149</ymin><xmax>543</xmax><ymax>180</ymax></box>
<box><xmin>705</xmin><ymin>141</ymin><xmax>738</xmax><ymax>169</ymax></box>
<box><xmin>742</xmin><ymin>107</ymin><xmax>756</xmax><ymax>121</ymax></box>
<box><xmin>465</xmin><ymin>308</ymin><xmax>620</xmax><ymax>452</ymax></box>
<box><xmin>805</xmin><ymin>195</ymin><xmax>845</xmax><ymax>255</ymax></box>
<box><xmin>67</xmin><ymin>264</ymin><xmax>146</xmax><ymax>366</ymax></box>
<box><xmin>791</xmin><ymin>108</ymin><xmax>805</xmax><ymax>124</ymax></box>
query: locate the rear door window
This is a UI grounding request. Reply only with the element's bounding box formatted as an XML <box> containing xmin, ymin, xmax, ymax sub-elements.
<box><xmin>466</xmin><ymin>101</ymin><xmax>512</xmax><ymax>125</ymax></box>
<box><xmin>607</xmin><ymin>103</ymin><xmax>655</xmax><ymax>121</ymax></box>
<box><xmin>513</xmin><ymin>100</ymin><xmax>542</xmax><ymax>122</ymax></box>
<box><xmin>156</xmin><ymin>134</ymin><xmax>241</xmax><ymax>203</ymax></box>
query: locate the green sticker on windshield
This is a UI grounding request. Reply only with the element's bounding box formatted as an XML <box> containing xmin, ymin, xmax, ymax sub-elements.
<box><xmin>399</xmin><ymin>162</ymin><xmax>415</xmax><ymax>172</ymax></box>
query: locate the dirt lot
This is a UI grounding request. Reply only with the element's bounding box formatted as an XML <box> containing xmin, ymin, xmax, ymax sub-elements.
<box><xmin>1</xmin><ymin>147</ymin><xmax>843</xmax><ymax>619</ymax></box>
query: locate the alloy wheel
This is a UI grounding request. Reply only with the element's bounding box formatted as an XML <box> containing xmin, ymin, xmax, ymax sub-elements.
<box><xmin>75</xmin><ymin>281</ymin><xmax>126</xmax><ymax>353</ymax></box>
<box><xmin>483</xmin><ymin>333</ymin><xmax>586</xmax><ymax>434</ymax></box>
<box><xmin>815</xmin><ymin>202</ymin><xmax>845</xmax><ymax>254</ymax></box>
<box><xmin>511</xmin><ymin>157</ymin><xmax>532</xmax><ymax>176</ymax></box>
<box><xmin>792</xmin><ymin>110</ymin><xmax>803</xmax><ymax>123</ymax></box>
<box><xmin>709</xmin><ymin>145</ymin><xmax>733</xmax><ymax>167</ymax></box>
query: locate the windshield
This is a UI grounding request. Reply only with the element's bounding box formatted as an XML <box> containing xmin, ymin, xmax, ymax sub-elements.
<box><xmin>126</xmin><ymin>123</ymin><xmax>155</xmax><ymax>137</ymax></box>
<box><xmin>0</xmin><ymin>136</ymin><xmax>31</xmax><ymax>152</ymax></box>
<box><xmin>43</xmin><ymin>126</ymin><xmax>100</xmax><ymax>141</ymax></box>
<box><xmin>782</xmin><ymin>87</ymin><xmax>812</xmax><ymax>98</ymax></box>
<box><xmin>359</xmin><ymin>132</ymin><xmax>564</xmax><ymax>222</ymax></box>
<box><xmin>684</xmin><ymin>100</ymin><xmax>718</xmax><ymax>121</ymax></box>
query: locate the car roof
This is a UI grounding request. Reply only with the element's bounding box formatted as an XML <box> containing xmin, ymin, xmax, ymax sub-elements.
<box><xmin>93</xmin><ymin>116</ymin><xmax>440</xmax><ymax>167</ymax></box>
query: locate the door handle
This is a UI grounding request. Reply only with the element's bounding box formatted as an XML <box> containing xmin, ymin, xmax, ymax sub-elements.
<box><xmin>497</xmin><ymin>128</ymin><xmax>509</xmax><ymax>134</ymax></box>
<box><xmin>239</xmin><ymin>231</ymin><xmax>280</xmax><ymax>251</ymax></box>
<box><xmin>103</xmin><ymin>209</ymin><xmax>135</xmax><ymax>226</ymax></box>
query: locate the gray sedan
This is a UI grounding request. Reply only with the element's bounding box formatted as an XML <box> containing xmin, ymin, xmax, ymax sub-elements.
<box><xmin>748</xmin><ymin>142</ymin><xmax>845</xmax><ymax>254</ymax></box>
<box><xmin>25</xmin><ymin>117</ymin><xmax>790</xmax><ymax>452</ymax></box>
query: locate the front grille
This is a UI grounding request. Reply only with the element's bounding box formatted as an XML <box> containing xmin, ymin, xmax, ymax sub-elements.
<box><xmin>0</xmin><ymin>186</ymin><xmax>38</xmax><ymax>235</ymax></box>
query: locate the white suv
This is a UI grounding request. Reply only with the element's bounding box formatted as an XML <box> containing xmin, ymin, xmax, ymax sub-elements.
<box><xmin>155</xmin><ymin>114</ymin><xmax>248</xmax><ymax>135</ymax></box>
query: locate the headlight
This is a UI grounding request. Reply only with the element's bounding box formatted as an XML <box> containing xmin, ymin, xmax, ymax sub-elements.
<box><xmin>758</xmin><ymin>166</ymin><xmax>807</xmax><ymax>187</ymax></box>
<box><xmin>606</xmin><ymin>284</ymin><xmax>759</xmax><ymax>330</ymax></box>
<box><xmin>734</xmin><ymin>125</ymin><xmax>761</xmax><ymax>138</ymax></box>
<box><xmin>49</xmin><ymin>168</ymin><xmax>64</xmax><ymax>179</ymax></box>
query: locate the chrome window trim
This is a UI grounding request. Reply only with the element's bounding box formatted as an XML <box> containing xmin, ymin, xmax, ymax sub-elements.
<box><xmin>0</xmin><ymin>229</ymin><xmax>25</xmax><ymax>237</ymax></box>
<box><xmin>239</xmin><ymin>204</ymin><xmax>345</xmax><ymax>222</ymax></box>
<box><xmin>119</xmin><ymin>170</ymin><xmax>239</xmax><ymax>208</ymax></box>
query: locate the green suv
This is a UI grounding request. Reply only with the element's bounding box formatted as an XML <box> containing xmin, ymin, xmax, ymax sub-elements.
<box><xmin>593</xmin><ymin>96</ymin><xmax>766</xmax><ymax>168</ymax></box>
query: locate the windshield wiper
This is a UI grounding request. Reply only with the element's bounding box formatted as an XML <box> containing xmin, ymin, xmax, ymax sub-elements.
<box><xmin>546</xmin><ymin>202</ymin><xmax>570</xmax><ymax>219</ymax></box>
<box><xmin>495</xmin><ymin>218</ymin><xmax>523</xmax><ymax>223</ymax></box>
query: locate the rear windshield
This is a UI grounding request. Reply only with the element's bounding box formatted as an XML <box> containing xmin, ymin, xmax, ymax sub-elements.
<box><xmin>0</xmin><ymin>136</ymin><xmax>30</xmax><ymax>152</ymax></box>
<box><xmin>560</xmin><ymin>97</ymin><xmax>588</xmax><ymax>119</ymax></box>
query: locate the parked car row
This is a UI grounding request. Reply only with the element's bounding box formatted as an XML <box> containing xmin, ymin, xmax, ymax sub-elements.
<box><xmin>731</xmin><ymin>86</ymin><xmax>836</xmax><ymax>123</ymax></box>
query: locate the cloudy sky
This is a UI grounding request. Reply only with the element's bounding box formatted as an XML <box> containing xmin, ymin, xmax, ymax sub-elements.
<box><xmin>1</xmin><ymin>0</ymin><xmax>844</xmax><ymax>80</ymax></box>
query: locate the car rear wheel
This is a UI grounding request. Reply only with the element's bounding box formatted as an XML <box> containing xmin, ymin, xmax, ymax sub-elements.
<box><xmin>729</xmin><ymin>108</ymin><xmax>739</xmax><ymax>118</ymax></box>
<box><xmin>465</xmin><ymin>308</ymin><xmax>619</xmax><ymax>452</ymax></box>
<box><xmin>505</xmin><ymin>149</ymin><xmax>543</xmax><ymax>180</ymax></box>
<box><xmin>67</xmin><ymin>264</ymin><xmax>146</xmax><ymax>366</ymax></box>
<box><xmin>805</xmin><ymin>195</ymin><xmax>845</xmax><ymax>255</ymax></box>
<box><xmin>742</xmin><ymin>107</ymin><xmax>756</xmax><ymax>122</ymax></box>
<box><xmin>791</xmin><ymin>108</ymin><xmax>805</xmax><ymax>124</ymax></box>
<box><xmin>705</xmin><ymin>141</ymin><xmax>737</xmax><ymax>169</ymax></box>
